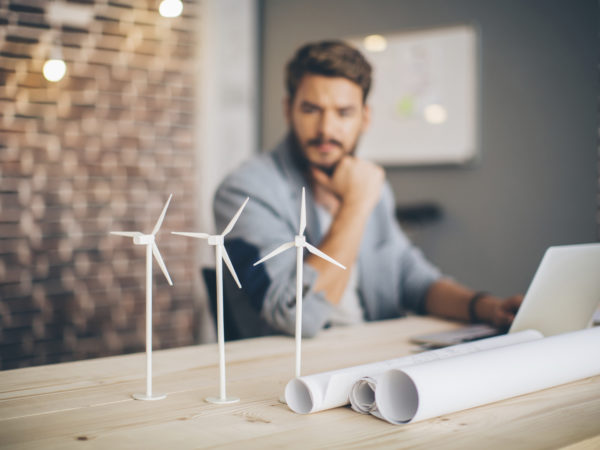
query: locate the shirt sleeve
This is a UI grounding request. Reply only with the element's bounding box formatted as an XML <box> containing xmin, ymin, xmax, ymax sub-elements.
<box><xmin>213</xmin><ymin>166</ymin><xmax>336</xmax><ymax>338</ymax></box>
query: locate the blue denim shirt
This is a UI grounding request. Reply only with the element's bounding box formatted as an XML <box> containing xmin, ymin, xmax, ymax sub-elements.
<box><xmin>213</xmin><ymin>136</ymin><xmax>441</xmax><ymax>337</ymax></box>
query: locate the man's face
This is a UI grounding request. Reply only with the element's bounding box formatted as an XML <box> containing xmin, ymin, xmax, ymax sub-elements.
<box><xmin>286</xmin><ymin>74</ymin><xmax>370</xmax><ymax>171</ymax></box>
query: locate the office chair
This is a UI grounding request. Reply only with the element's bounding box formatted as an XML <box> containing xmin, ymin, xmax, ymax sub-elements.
<box><xmin>201</xmin><ymin>267</ymin><xmax>277</xmax><ymax>341</ymax></box>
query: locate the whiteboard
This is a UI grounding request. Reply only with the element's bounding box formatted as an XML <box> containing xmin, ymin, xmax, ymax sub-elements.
<box><xmin>348</xmin><ymin>25</ymin><xmax>478</xmax><ymax>166</ymax></box>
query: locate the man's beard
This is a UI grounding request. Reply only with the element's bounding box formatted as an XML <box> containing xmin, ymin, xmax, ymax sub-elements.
<box><xmin>288</xmin><ymin>129</ymin><xmax>359</xmax><ymax>177</ymax></box>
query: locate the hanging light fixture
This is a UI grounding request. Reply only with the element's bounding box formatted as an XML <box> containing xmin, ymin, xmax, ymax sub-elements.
<box><xmin>363</xmin><ymin>34</ymin><xmax>387</xmax><ymax>52</ymax></box>
<box><xmin>43</xmin><ymin>42</ymin><xmax>66</xmax><ymax>82</ymax></box>
<box><xmin>43</xmin><ymin>1</ymin><xmax>94</xmax><ymax>83</ymax></box>
<box><xmin>159</xmin><ymin>0</ymin><xmax>183</xmax><ymax>18</ymax></box>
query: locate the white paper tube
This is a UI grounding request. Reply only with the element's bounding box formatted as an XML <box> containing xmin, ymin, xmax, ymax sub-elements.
<box><xmin>286</xmin><ymin>330</ymin><xmax>543</xmax><ymax>414</ymax></box>
<box><xmin>350</xmin><ymin>330</ymin><xmax>546</xmax><ymax>416</ymax></box>
<box><xmin>350</xmin><ymin>376</ymin><xmax>379</xmax><ymax>416</ymax></box>
<box><xmin>376</xmin><ymin>327</ymin><xmax>600</xmax><ymax>425</ymax></box>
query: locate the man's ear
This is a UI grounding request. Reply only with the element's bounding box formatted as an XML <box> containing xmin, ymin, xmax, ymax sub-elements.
<box><xmin>284</xmin><ymin>97</ymin><xmax>292</xmax><ymax>124</ymax></box>
<box><xmin>361</xmin><ymin>104</ymin><xmax>371</xmax><ymax>133</ymax></box>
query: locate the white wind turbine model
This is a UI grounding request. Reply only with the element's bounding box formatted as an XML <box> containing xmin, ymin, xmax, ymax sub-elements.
<box><xmin>172</xmin><ymin>197</ymin><xmax>249</xmax><ymax>404</ymax></box>
<box><xmin>254</xmin><ymin>187</ymin><xmax>345</xmax><ymax>378</ymax></box>
<box><xmin>110</xmin><ymin>194</ymin><xmax>174</xmax><ymax>401</ymax></box>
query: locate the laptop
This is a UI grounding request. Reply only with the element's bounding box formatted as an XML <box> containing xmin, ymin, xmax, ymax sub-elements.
<box><xmin>412</xmin><ymin>243</ymin><xmax>600</xmax><ymax>347</ymax></box>
<box><xmin>509</xmin><ymin>243</ymin><xmax>600</xmax><ymax>336</ymax></box>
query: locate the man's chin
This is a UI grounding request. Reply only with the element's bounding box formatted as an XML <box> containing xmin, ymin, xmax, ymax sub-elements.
<box><xmin>306</xmin><ymin>156</ymin><xmax>342</xmax><ymax>176</ymax></box>
<box><xmin>307</xmin><ymin>150</ymin><xmax>345</xmax><ymax>169</ymax></box>
<box><xmin>307</xmin><ymin>162</ymin><xmax>334</xmax><ymax>176</ymax></box>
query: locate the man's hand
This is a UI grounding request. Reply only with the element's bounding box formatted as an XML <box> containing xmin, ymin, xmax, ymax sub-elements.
<box><xmin>425</xmin><ymin>279</ymin><xmax>524</xmax><ymax>329</ymax></box>
<box><xmin>307</xmin><ymin>156</ymin><xmax>385</xmax><ymax>305</ymax></box>
<box><xmin>311</xmin><ymin>156</ymin><xmax>385</xmax><ymax>214</ymax></box>
<box><xmin>485</xmin><ymin>295</ymin><xmax>524</xmax><ymax>329</ymax></box>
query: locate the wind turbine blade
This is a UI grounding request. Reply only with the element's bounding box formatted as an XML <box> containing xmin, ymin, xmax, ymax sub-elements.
<box><xmin>221</xmin><ymin>246</ymin><xmax>241</xmax><ymax>289</ymax></box>
<box><xmin>152</xmin><ymin>242</ymin><xmax>173</xmax><ymax>285</ymax></box>
<box><xmin>152</xmin><ymin>194</ymin><xmax>173</xmax><ymax>236</ymax></box>
<box><xmin>299</xmin><ymin>187</ymin><xmax>306</xmax><ymax>235</ymax></box>
<box><xmin>171</xmin><ymin>231</ymin><xmax>210</xmax><ymax>239</ymax></box>
<box><xmin>222</xmin><ymin>197</ymin><xmax>249</xmax><ymax>236</ymax></box>
<box><xmin>110</xmin><ymin>231</ymin><xmax>141</xmax><ymax>238</ymax></box>
<box><xmin>253</xmin><ymin>241</ymin><xmax>295</xmax><ymax>266</ymax></box>
<box><xmin>304</xmin><ymin>242</ymin><xmax>346</xmax><ymax>270</ymax></box>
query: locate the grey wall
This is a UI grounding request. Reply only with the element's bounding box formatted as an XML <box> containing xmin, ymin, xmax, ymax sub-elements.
<box><xmin>260</xmin><ymin>0</ymin><xmax>598</xmax><ymax>297</ymax></box>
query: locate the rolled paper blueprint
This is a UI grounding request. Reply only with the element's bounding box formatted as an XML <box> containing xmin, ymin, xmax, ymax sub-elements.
<box><xmin>285</xmin><ymin>329</ymin><xmax>543</xmax><ymax>414</ymax></box>
<box><xmin>350</xmin><ymin>376</ymin><xmax>380</xmax><ymax>416</ymax></box>
<box><xmin>375</xmin><ymin>326</ymin><xmax>600</xmax><ymax>425</ymax></box>
<box><xmin>350</xmin><ymin>329</ymin><xmax>544</xmax><ymax>417</ymax></box>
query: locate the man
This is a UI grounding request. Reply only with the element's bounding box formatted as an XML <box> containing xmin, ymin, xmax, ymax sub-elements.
<box><xmin>214</xmin><ymin>40</ymin><xmax>522</xmax><ymax>338</ymax></box>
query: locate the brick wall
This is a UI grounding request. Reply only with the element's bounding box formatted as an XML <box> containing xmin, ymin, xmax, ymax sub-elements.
<box><xmin>0</xmin><ymin>0</ymin><xmax>202</xmax><ymax>369</ymax></box>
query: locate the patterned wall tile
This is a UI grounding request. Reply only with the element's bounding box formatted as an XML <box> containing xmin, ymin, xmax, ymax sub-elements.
<box><xmin>0</xmin><ymin>0</ymin><xmax>201</xmax><ymax>369</ymax></box>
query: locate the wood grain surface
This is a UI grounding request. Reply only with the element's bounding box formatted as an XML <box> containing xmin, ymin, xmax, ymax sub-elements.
<box><xmin>1</xmin><ymin>316</ymin><xmax>598</xmax><ymax>449</ymax></box>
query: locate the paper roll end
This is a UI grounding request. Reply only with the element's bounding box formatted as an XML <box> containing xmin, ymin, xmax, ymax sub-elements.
<box><xmin>285</xmin><ymin>378</ymin><xmax>315</xmax><ymax>414</ymax></box>
<box><xmin>349</xmin><ymin>379</ymin><xmax>376</xmax><ymax>414</ymax></box>
<box><xmin>377</xmin><ymin>370</ymin><xmax>419</xmax><ymax>424</ymax></box>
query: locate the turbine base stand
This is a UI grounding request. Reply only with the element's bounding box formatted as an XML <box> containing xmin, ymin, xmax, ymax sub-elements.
<box><xmin>132</xmin><ymin>393</ymin><xmax>167</xmax><ymax>401</ymax></box>
<box><xmin>205</xmin><ymin>396</ymin><xmax>240</xmax><ymax>404</ymax></box>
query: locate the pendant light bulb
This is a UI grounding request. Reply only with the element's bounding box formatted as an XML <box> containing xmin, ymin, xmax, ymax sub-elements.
<box><xmin>159</xmin><ymin>0</ymin><xmax>183</xmax><ymax>18</ymax></box>
<box><xmin>43</xmin><ymin>58</ymin><xmax>67</xmax><ymax>82</ymax></box>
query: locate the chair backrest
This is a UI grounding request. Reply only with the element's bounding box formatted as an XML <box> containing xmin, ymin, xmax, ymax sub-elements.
<box><xmin>201</xmin><ymin>267</ymin><xmax>277</xmax><ymax>341</ymax></box>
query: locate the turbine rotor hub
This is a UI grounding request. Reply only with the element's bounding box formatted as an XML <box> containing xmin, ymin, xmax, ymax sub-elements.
<box><xmin>134</xmin><ymin>234</ymin><xmax>153</xmax><ymax>245</ymax></box>
<box><xmin>208</xmin><ymin>235</ymin><xmax>224</xmax><ymax>246</ymax></box>
<box><xmin>295</xmin><ymin>235</ymin><xmax>306</xmax><ymax>247</ymax></box>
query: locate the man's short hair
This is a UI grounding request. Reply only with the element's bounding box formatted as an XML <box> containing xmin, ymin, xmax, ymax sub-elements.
<box><xmin>285</xmin><ymin>40</ymin><xmax>372</xmax><ymax>103</ymax></box>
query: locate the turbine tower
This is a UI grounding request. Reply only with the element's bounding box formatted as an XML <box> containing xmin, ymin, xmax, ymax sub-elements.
<box><xmin>254</xmin><ymin>188</ymin><xmax>345</xmax><ymax>378</ymax></box>
<box><xmin>110</xmin><ymin>194</ymin><xmax>173</xmax><ymax>401</ymax></box>
<box><xmin>172</xmin><ymin>197</ymin><xmax>249</xmax><ymax>404</ymax></box>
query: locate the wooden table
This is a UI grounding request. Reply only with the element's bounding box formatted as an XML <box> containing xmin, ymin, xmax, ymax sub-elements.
<box><xmin>1</xmin><ymin>316</ymin><xmax>599</xmax><ymax>449</ymax></box>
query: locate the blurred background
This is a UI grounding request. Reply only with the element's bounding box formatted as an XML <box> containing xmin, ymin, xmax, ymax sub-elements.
<box><xmin>0</xmin><ymin>0</ymin><xmax>597</xmax><ymax>369</ymax></box>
